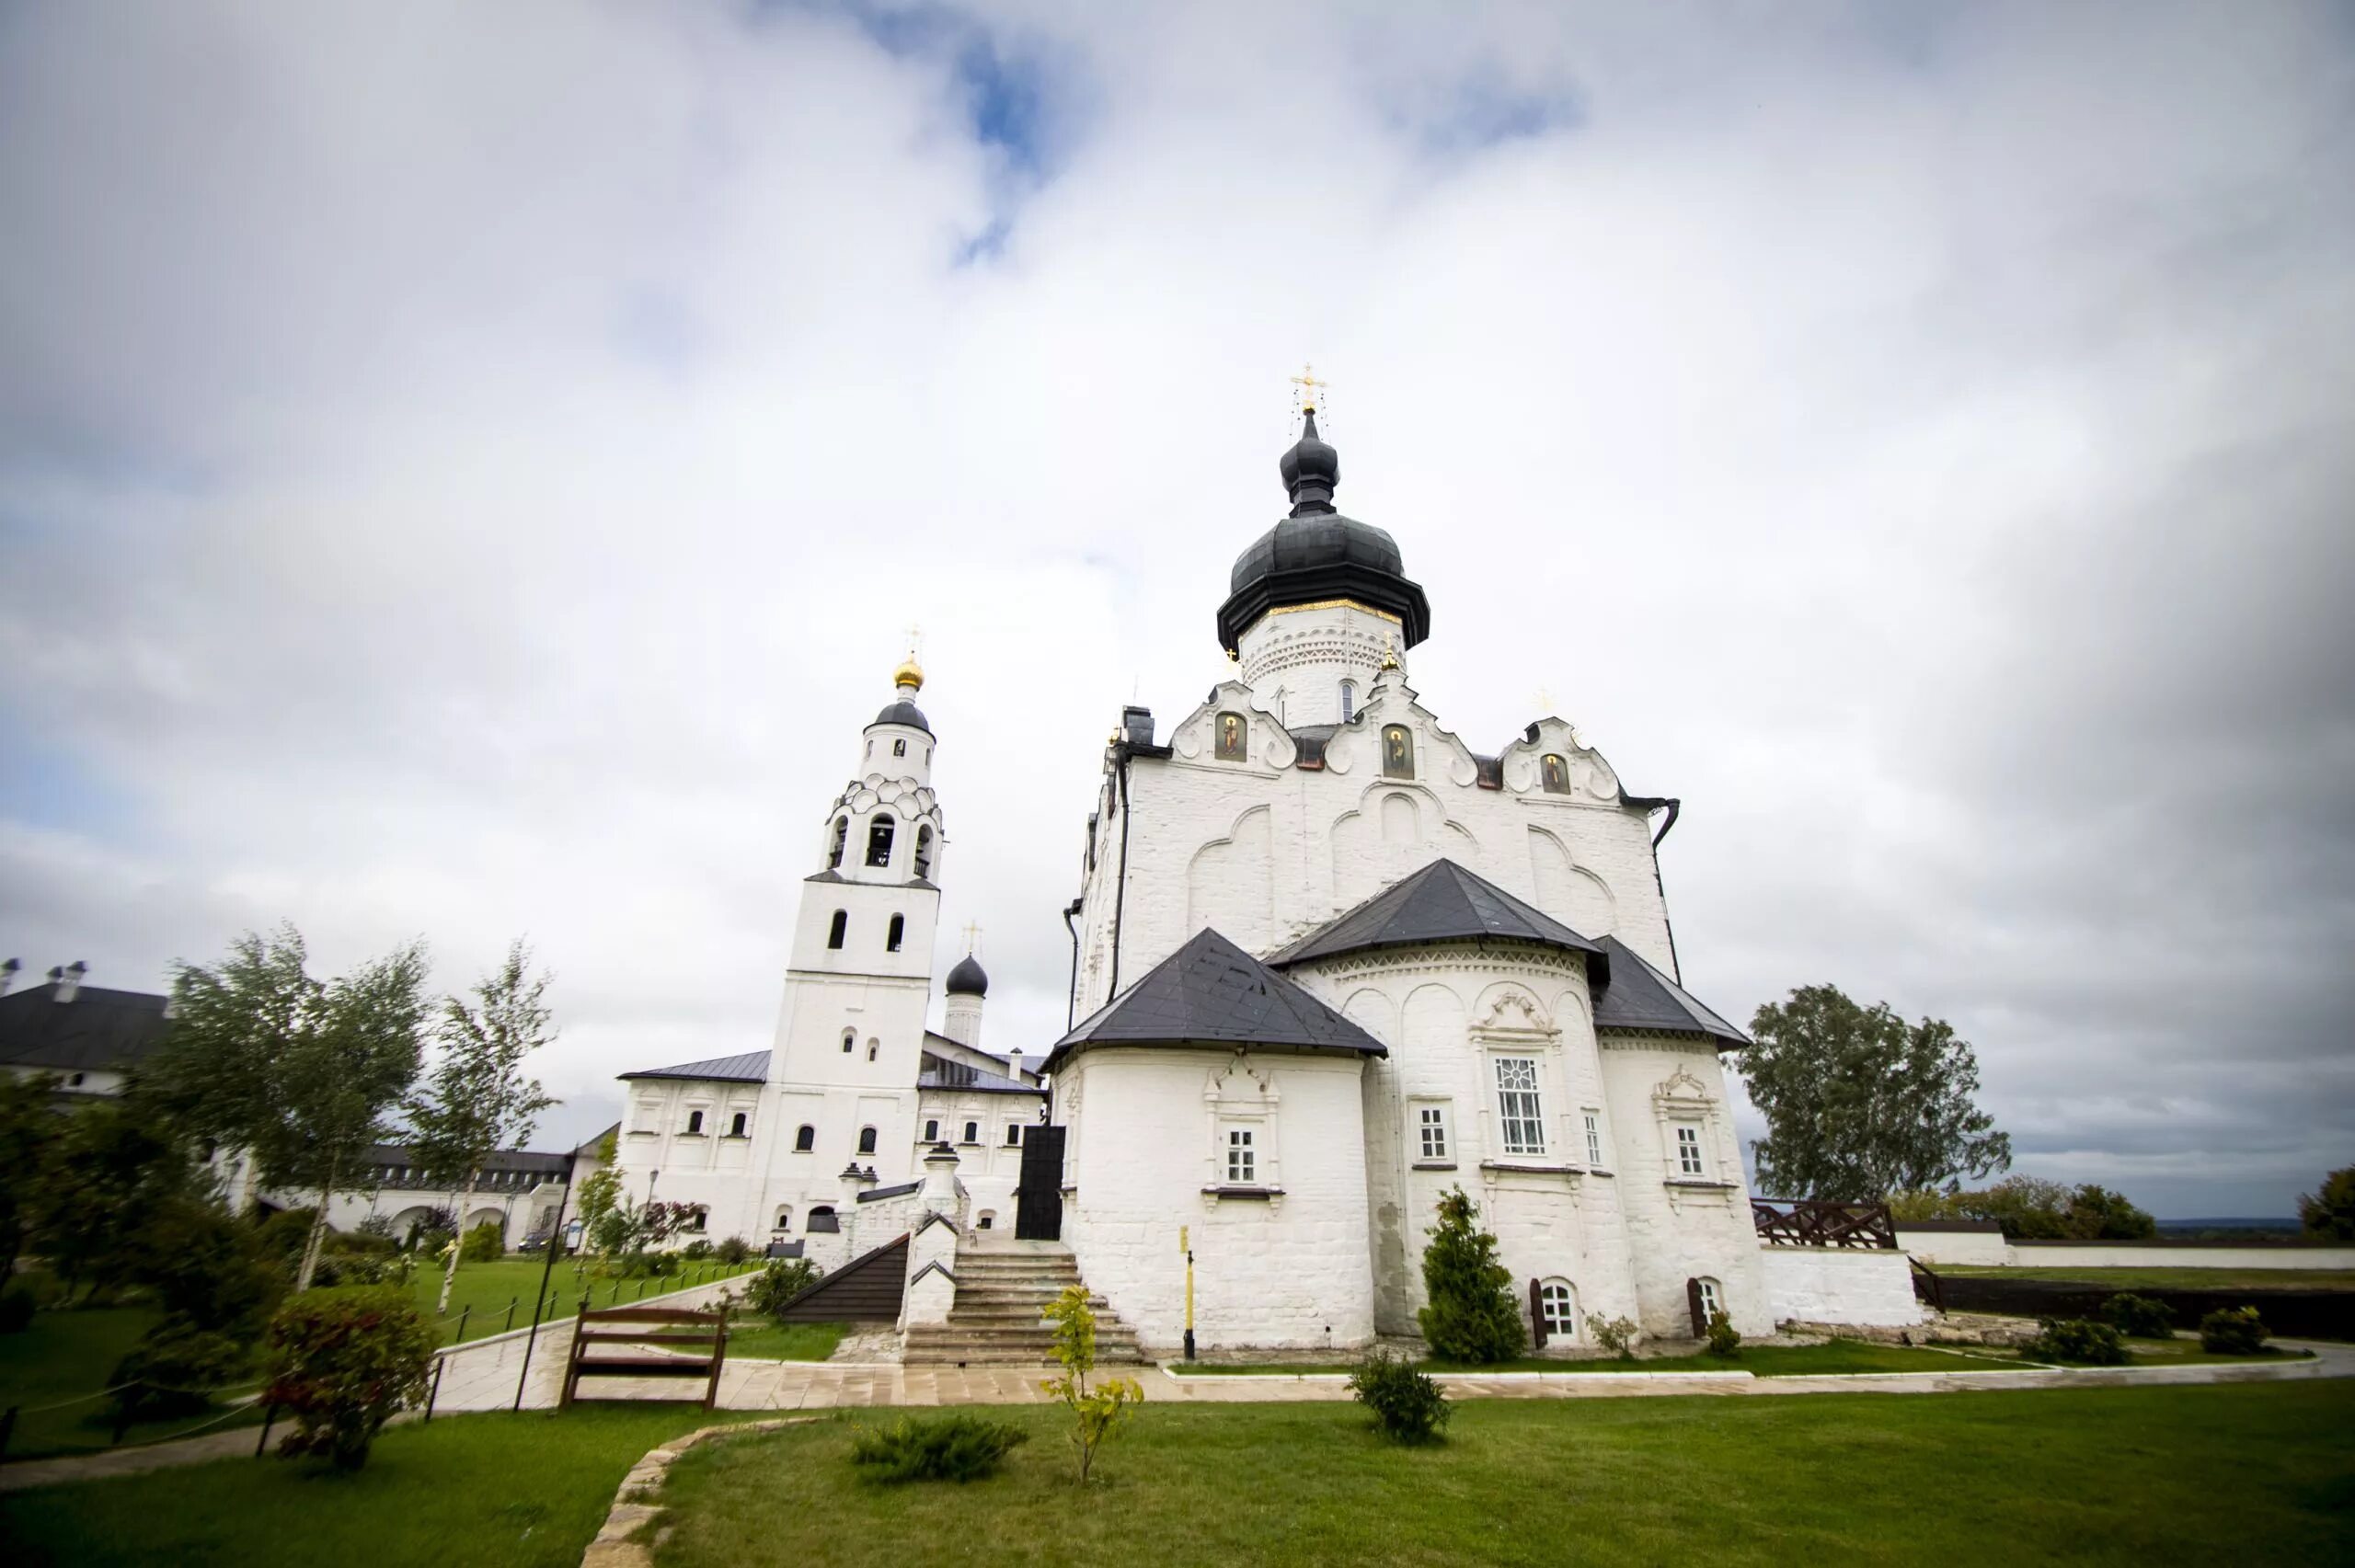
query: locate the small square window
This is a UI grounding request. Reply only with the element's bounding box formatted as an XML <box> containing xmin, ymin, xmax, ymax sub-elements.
<box><xmin>1417</xmin><ymin>1104</ymin><xmax>1450</xmax><ymax>1161</ymax></box>
<box><xmin>1225</xmin><ymin>1126</ymin><xmax>1256</xmax><ymax>1185</ymax></box>
<box><xmin>1006</xmin><ymin>1123</ymin><xmax>1023</xmax><ymax>1146</ymax></box>
<box><xmin>1675</xmin><ymin>1124</ymin><xmax>1705</xmax><ymax>1176</ymax></box>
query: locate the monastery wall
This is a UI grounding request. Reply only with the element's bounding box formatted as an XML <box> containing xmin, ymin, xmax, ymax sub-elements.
<box><xmin>1760</xmin><ymin>1246</ymin><xmax>1924</xmax><ymax>1329</ymax></box>
<box><xmin>1060</xmin><ymin>1047</ymin><xmax>1375</xmax><ymax>1354</ymax></box>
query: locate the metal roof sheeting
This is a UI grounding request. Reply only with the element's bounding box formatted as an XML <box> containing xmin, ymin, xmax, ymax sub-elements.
<box><xmin>1043</xmin><ymin>928</ymin><xmax>1386</xmax><ymax>1075</ymax></box>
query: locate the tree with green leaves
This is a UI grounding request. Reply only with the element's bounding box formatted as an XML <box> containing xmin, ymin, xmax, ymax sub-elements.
<box><xmin>34</xmin><ymin>1095</ymin><xmax>209</xmax><ymax>1300</ymax></box>
<box><xmin>2300</xmin><ymin>1165</ymin><xmax>2355</xmax><ymax>1242</ymax></box>
<box><xmin>1743</xmin><ymin>984</ymin><xmax>2012</xmax><ymax>1200</ymax></box>
<box><xmin>406</xmin><ymin>940</ymin><xmax>557</xmax><ymax>1311</ymax></box>
<box><xmin>0</xmin><ymin>1071</ymin><xmax>61</xmax><ymax>1280</ymax></box>
<box><xmin>146</xmin><ymin>925</ymin><xmax>431</xmax><ymax>1290</ymax></box>
<box><xmin>1417</xmin><ymin>1186</ymin><xmax>1524</xmax><ymax>1363</ymax></box>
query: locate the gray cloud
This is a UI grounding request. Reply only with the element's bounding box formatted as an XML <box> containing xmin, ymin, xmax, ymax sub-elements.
<box><xmin>2</xmin><ymin>1</ymin><xmax>2349</xmax><ymax>1215</ymax></box>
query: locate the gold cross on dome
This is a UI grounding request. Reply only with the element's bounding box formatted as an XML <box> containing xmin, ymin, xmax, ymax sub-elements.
<box><xmin>1291</xmin><ymin>363</ymin><xmax>1328</xmax><ymax>414</ymax></box>
<box><xmin>961</xmin><ymin>921</ymin><xmax>982</xmax><ymax>956</ymax></box>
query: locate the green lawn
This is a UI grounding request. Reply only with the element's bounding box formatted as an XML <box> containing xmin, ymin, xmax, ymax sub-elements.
<box><xmin>723</xmin><ymin>1321</ymin><xmax>845</xmax><ymax>1361</ymax></box>
<box><xmin>643</xmin><ymin>1382</ymin><xmax>2355</xmax><ymax>1567</ymax></box>
<box><xmin>1176</xmin><ymin>1341</ymin><xmax>2014</xmax><ymax>1377</ymax></box>
<box><xmin>4</xmin><ymin>1405</ymin><xmax>756</xmax><ymax>1568</ymax></box>
<box><xmin>410</xmin><ymin>1258</ymin><xmax>761</xmax><ymax>1346</ymax></box>
<box><xmin>2122</xmin><ymin>1338</ymin><xmax>2315</xmax><ymax>1367</ymax></box>
<box><xmin>0</xmin><ymin>1302</ymin><xmax>268</xmax><ymax>1459</ymax></box>
<box><xmin>1937</xmin><ymin>1265</ymin><xmax>2355</xmax><ymax>1290</ymax></box>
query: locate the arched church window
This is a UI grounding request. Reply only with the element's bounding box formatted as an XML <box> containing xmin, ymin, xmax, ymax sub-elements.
<box><xmin>827</xmin><ymin>817</ymin><xmax>847</xmax><ymax>869</ymax></box>
<box><xmin>1539</xmin><ymin>1278</ymin><xmax>1579</xmax><ymax>1340</ymax></box>
<box><xmin>887</xmin><ymin>913</ymin><xmax>905</xmax><ymax>952</ymax></box>
<box><xmin>857</xmin><ymin>1126</ymin><xmax>879</xmax><ymax>1155</ymax></box>
<box><xmin>913</xmin><ymin>825</ymin><xmax>934</xmax><ymax>879</ymax></box>
<box><xmin>841</xmin><ymin>1028</ymin><xmax>856</xmax><ymax>1054</ymax></box>
<box><xmin>1540</xmin><ymin>753</ymin><xmax>1570</xmax><ymax>795</ymax></box>
<box><xmin>1215</xmin><ymin>711</ymin><xmax>1246</xmax><ymax>761</ymax></box>
<box><xmin>729</xmin><ymin>1111</ymin><xmax>749</xmax><ymax>1138</ymax></box>
<box><xmin>866</xmin><ymin>815</ymin><xmax>895</xmax><ymax>867</ymax></box>
<box><xmin>794</xmin><ymin>1125</ymin><xmax>815</xmax><ymax>1151</ymax></box>
<box><xmin>827</xmin><ymin>910</ymin><xmax>847</xmax><ymax>949</ymax></box>
<box><xmin>807</xmin><ymin>1205</ymin><xmax>838</xmax><ymax>1232</ymax></box>
<box><xmin>867</xmin><ymin>1039</ymin><xmax>879</xmax><ymax>1062</ymax></box>
<box><xmin>1339</xmin><ymin>681</ymin><xmax>1356</xmax><ymax>722</ymax></box>
<box><xmin>976</xmin><ymin>1210</ymin><xmax>994</xmax><ymax>1230</ymax></box>
<box><xmin>774</xmin><ymin>1206</ymin><xmax>792</xmax><ymax>1231</ymax></box>
<box><xmin>961</xmin><ymin>1120</ymin><xmax>979</xmax><ymax>1144</ymax></box>
<box><xmin>924</xmin><ymin>1118</ymin><xmax>939</xmax><ymax>1142</ymax></box>
<box><xmin>893</xmin><ymin>738</ymin><xmax>906</xmax><ymax>757</ymax></box>
<box><xmin>1382</xmin><ymin>725</ymin><xmax>1414</xmax><ymax>778</ymax></box>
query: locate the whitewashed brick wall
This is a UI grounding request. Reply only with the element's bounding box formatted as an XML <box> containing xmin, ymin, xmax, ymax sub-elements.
<box><xmin>1760</xmin><ymin>1246</ymin><xmax>1924</xmax><ymax>1328</ymax></box>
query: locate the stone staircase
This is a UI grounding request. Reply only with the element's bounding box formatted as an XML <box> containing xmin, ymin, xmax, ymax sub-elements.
<box><xmin>902</xmin><ymin>1242</ymin><xmax>1148</xmax><ymax>1367</ymax></box>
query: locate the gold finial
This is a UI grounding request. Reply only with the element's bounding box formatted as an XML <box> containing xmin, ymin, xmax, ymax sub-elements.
<box><xmin>1378</xmin><ymin>631</ymin><xmax>1400</xmax><ymax>672</ymax></box>
<box><xmin>1535</xmin><ymin>683</ymin><xmax>1555</xmax><ymax>714</ymax></box>
<box><xmin>961</xmin><ymin>921</ymin><xmax>982</xmax><ymax>956</ymax></box>
<box><xmin>892</xmin><ymin>624</ymin><xmax>924</xmax><ymax>692</ymax></box>
<box><xmin>1290</xmin><ymin>362</ymin><xmax>1328</xmax><ymax>416</ymax></box>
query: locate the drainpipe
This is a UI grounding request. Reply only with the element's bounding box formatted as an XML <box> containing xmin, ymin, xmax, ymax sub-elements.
<box><xmin>1062</xmin><ymin>897</ymin><xmax>1085</xmax><ymax>1032</ymax></box>
<box><xmin>1620</xmin><ymin>793</ymin><xmax>1684</xmax><ymax>983</ymax></box>
<box><xmin>1108</xmin><ymin>744</ymin><xmax>1133</xmax><ymax>1000</ymax></box>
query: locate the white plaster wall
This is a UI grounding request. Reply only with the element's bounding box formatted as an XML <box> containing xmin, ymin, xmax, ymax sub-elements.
<box><xmin>2002</xmin><ymin>1243</ymin><xmax>2355</xmax><ymax>1270</ymax></box>
<box><xmin>1897</xmin><ymin>1228</ymin><xmax>2010</xmax><ymax>1265</ymax></box>
<box><xmin>1061</xmin><ymin>1047</ymin><xmax>1374</xmax><ymax>1354</ymax></box>
<box><xmin>1072</xmin><ymin>668</ymin><xmax>1677</xmax><ymax>1024</ymax></box>
<box><xmin>1761</xmin><ymin>1246</ymin><xmax>1925</xmax><ymax>1328</ymax></box>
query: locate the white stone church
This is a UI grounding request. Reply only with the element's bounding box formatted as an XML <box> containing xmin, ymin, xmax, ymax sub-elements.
<box><xmin>614</xmin><ymin>407</ymin><xmax>1918</xmax><ymax>1356</ymax></box>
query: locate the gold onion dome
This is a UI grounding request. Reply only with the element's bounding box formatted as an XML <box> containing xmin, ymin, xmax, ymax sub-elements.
<box><xmin>892</xmin><ymin>652</ymin><xmax>925</xmax><ymax>692</ymax></box>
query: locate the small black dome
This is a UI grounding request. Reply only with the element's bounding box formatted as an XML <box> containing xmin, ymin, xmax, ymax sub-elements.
<box><xmin>872</xmin><ymin>699</ymin><xmax>931</xmax><ymax>735</ymax></box>
<box><xmin>945</xmin><ymin>954</ymin><xmax>988</xmax><ymax>996</ymax></box>
<box><xmin>1216</xmin><ymin>413</ymin><xmax>1430</xmax><ymax>652</ymax></box>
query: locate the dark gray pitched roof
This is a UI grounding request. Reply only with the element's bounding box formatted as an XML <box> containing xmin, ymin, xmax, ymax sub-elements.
<box><xmin>0</xmin><ymin>982</ymin><xmax>174</xmax><ymax>1075</ymax></box>
<box><xmin>1591</xmin><ymin>938</ymin><xmax>1749</xmax><ymax>1047</ymax></box>
<box><xmin>1269</xmin><ymin>859</ymin><xmax>1607</xmax><ymax>970</ymax></box>
<box><xmin>619</xmin><ymin>1050</ymin><xmax>770</xmax><ymax>1082</ymax></box>
<box><xmin>1042</xmin><ymin>928</ymin><xmax>1387</xmax><ymax>1075</ymax></box>
<box><xmin>916</xmin><ymin>1056</ymin><xmax>1042</xmax><ymax>1095</ymax></box>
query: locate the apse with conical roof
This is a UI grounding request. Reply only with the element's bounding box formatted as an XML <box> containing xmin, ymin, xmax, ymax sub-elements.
<box><xmin>1218</xmin><ymin>410</ymin><xmax>1432</xmax><ymax>727</ymax></box>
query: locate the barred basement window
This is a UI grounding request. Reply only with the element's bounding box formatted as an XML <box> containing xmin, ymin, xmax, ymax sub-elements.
<box><xmin>1224</xmin><ymin>1125</ymin><xmax>1257</xmax><ymax>1185</ymax></box>
<box><xmin>1676</xmin><ymin>1124</ymin><xmax>1705</xmax><ymax>1177</ymax></box>
<box><xmin>1583</xmin><ymin>1110</ymin><xmax>1603</xmax><ymax>1166</ymax></box>
<box><xmin>1495</xmin><ymin>1058</ymin><xmax>1545</xmax><ymax>1156</ymax></box>
<box><xmin>1418</xmin><ymin>1104</ymin><xmax>1450</xmax><ymax>1161</ymax></box>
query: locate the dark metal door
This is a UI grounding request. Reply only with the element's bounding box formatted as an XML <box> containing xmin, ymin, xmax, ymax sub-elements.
<box><xmin>1015</xmin><ymin>1126</ymin><xmax>1066</xmax><ymax>1241</ymax></box>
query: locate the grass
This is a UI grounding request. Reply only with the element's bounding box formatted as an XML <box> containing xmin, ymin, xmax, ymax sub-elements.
<box><xmin>2122</xmin><ymin>1338</ymin><xmax>2314</xmax><ymax>1367</ymax></box>
<box><xmin>1174</xmin><ymin>1341</ymin><xmax>2011</xmax><ymax>1377</ymax></box>
<box><xmin>411</xmin><ymin>1258</ymin><xmax>761</xmax><ymax>1346</ymax></box>
<box><xmin>722</xmin><ymin>1321</ymin><xmax>846</xmax><ymax>1361</ymax></box>
<box><xmin>644</xmin><ymin>1382</ymin><xmax>2355</xmax><ymax>1567</ymax></box>
<box><xmin>0</xmin><ymin>1300</ymin><xmax>269</xmax><ymax>1459</ymax></box>
<box><xmin>1937</xmin><ymin>1265</ymin><xmax>2355</xmax><ymax>1290</ymax></box>
<box><xmin>3</xmin><ymin>1405</ymin><xmax>758</xmax><ymax>1568</ymax></box>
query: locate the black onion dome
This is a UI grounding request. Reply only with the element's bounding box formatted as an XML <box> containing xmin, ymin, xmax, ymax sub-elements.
<box><xmin>872</xmin><ymin>699</ymin><xmax>932</xmax><ymax>735</ymax></box>
<box><xmin>1215</xmin><ymin>411</ymin><xmax>1431</xmax><ymax>652</ymax></box>
<box><xmin>945</xmin><ymin>954</ymin><xmax>988</xmax><ymax>996</ymax></box>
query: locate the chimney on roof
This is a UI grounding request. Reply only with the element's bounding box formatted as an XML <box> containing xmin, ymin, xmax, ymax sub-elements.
<box><xmin>53</xmin><ymin>961</ymin><xmax>86</xmax><ymax>1002</ymax></box>
<box><xmin>0</xmin><ymin>958</ymin><xmax>17</xmax><ymax>997</ymax></box>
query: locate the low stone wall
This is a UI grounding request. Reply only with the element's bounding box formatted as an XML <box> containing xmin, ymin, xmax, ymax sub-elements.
<box><xmin>2004</xmin><ymin>1242</ymin><xmax>2355</xmax><ymax>1271</ymax></box>
<box><xmin>1760</xmin><ymin>1245</ymin><xmax>1924</xmax><ymax>1329</ymax></box>
<box><xmin>1896</xmin><ymin>1224</ymin><xmax>2007</xmax><ymax>1266</ymax></box>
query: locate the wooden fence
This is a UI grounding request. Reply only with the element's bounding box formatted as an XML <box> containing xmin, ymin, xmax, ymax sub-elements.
<box><xmin>1751</xmin><ymin>1199</ymin><xmax>1897</xmax><ymax>1250</ymax></box>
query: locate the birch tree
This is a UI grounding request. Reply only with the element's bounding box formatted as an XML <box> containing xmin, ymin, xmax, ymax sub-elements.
<box><xmin>406</xmin><ymin>940</ymin><xmax>558</xmax><ymax>1312</ymax></box>
<box><xmin>152</xmin><ymin>926</ymin><xmax>431</xmax><ymax>1290</ymax></box>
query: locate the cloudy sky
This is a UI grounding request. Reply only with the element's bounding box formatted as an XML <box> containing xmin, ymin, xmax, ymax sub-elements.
<box><xmin>3</xmin><ymin>2</ymin><xmax>2349</xmax><ymax>1218</ymax></box>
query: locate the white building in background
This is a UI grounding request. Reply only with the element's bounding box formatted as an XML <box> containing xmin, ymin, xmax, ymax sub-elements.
<box><xmin>608</xmin><ymin>655</ymin><xmax>1045</xmax><ymax>1266</ymax></box>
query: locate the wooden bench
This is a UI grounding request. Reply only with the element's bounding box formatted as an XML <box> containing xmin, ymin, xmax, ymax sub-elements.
<box><xmin>559</xmin><ymin>1304</ymin><xmax>730</xmax><ymax>1410</ymax></box>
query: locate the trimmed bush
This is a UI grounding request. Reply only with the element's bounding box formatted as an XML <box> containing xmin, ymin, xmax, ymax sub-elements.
<box><xmin>1416</xmin><ymin>1187</ymin><xmax>1524</xmax><ymax>1364</ymax></box>
<box><xmin>109</xmin><ymin>1323</ymin><xmax>249</xmax><ymax>1424</ymax></box>
<box><xmin>849</xmin><ymin>1414</ymin><xmax>1029</xmax><ymax>1482</ymax></box>
<box><xmin>1348</xmin><ymin>1350</ymin><xmax>1451</xmax><ymax>1444</ymax></box>
<box><xmin>2200</xmin><ymin>1305</ymin><xmax>2269</xmax><ymax>1355</ymax></box>
<box><xmin>0</xmin><ymin>1284</ymin><xmax>35</xmax><ymax>1333</ymax></box>
<box><xmin>715</xmin><ymin>1235</ymin><xmax>752</xmax><ymax>1265</ymax></box>
<box><xmin>2024</xmin><ymin>1317</ymin><xmax>2127</xmax><ymax>1365</ymax></box>
<box><xmin>459</xmin><ymin>1220</ymin><xmax>503</xmax><ymax>1263</ymax></box>
<box><xmin>744</xmin><ymin>1257</ymin><xmax>821</xmax><ymax>1320</ymax></box>
<box><xmin>1583</xmin><ymin>1312</ymin><xmax>1639</xmax><ymax>1361</ymax></box>
<box><xmin>263</xmin><ymin>1286</ymin><xmax>436</xmax><ymax>1471</ymax></box>
<box><xmin>1705</xmin><ymin>1308</ymin><xmax>1742</xmax><ymax>1358</ymax></box>
<box><xmin>2103</xmin><ymin>1293</ymin><xmax>2177</xmax><ymax>1340</ymax></box>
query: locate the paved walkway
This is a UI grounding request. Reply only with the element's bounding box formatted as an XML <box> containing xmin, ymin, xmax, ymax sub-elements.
<box><xmin>7</xmin><ymin>1331</ymin><xmax>2345</xmax><ymax>1492</ymax></box>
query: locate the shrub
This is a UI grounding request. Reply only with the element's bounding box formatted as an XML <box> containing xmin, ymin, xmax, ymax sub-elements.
<box><xmin>682</xmin><ymin>1238</ymin><xmax>715</xmax><ymax>1260</ymax></box>
<box><xmin>849</xmin><ymin>1414</ymin><xmax>1029</xmax><ymax>1482</ymax></box>
<box><xmin>744</xmin><ymin>1258</ymin><xmax>821</xmax><ymax>1320</ymax></box>
<box><xmin>1347</xmin><ymin>1349</ymin><xmax>1450</xmax><ymax>1443</ymax></box>
<box><xmin>413</xmin><ymin>1226</ymin><xmax>454</xmax><ymax>1259</ymax></box>
<box><xmin>459</xmin><ymin>1220</ymin><xmax>504</xmax><ymax>1263</ymax></box>
<box><xmin>1040</xmin><ymin>1285</ymin><xmax>1143</xmax><ymax>1482</ymax></box>
<box><xmin>1416</xmin><ymin>1187</ymin><xmax>1524</xmax><ymax>1364</ymax></box>
<box><xmin>255</xmin><ymin>1207</ymin><xmax>320</xmax><ymax>1263</ymax></box>
<box><xmin>0</xmin><ymin>1284</ymin><xmax>35</xmax><ymax>1333</ymax></box>
<box><xmin>354</xmin><ymin>1213</ymin><xmax>396</xmax><ymax>1242</ymax></box>
<box><xmin>715</xmin><ymin>1235</ymin><xmax>752</xmax><ymax>1265</ymax></box>
<box><xmin>2200</xmin><ymin>1306</ymin><xmax>2269</xmax><ymax>1355</ymax></box>
<box><xmin>109</xmin><ymin>1322</ymin><xmax>250</xmax><ymax>1424</ymax></box>
<box><xmin>1705</xmin><ymin>1308</ymin><xmax>1741</xmax><ymax>1358</ymax></box>
<box><xmin>327</xmin><ymin>1227</ymin><xmax>398</xmax><ymax>1257</ymax></box>
<box><xmin>2024</xmin><ymin>1317</ymin><xmax>2127</xmax><ymax>1365</ymax></box>
<box><xmin>1583</xmin><ymin>1312</ymin><xmax>1638</xmax><ymax>1360</ymax></box>
<box><xmin>2103</xmin><ymin>1293</ymin><xmax>2177</xmax><ymax>1339</ymax></box>
<box><xmin>263</xmin><ymin>1286</ymin><xmax>436</xmax><ymax>1471</ymax></box>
